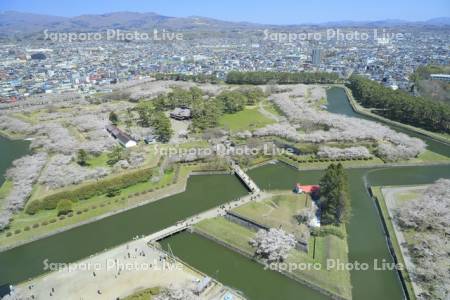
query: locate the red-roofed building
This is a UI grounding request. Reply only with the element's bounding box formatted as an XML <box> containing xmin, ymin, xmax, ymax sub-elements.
<box><xmin>294</xmin><ymin>183</ymin><xmax>320</xmax><ymax>194</ymax></box>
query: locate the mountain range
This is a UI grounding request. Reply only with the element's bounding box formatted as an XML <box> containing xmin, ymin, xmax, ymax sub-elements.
<box><xmin>0</xmin><ymin>11</ymin><xmax>449</xmax><ymax>35</ymax></box>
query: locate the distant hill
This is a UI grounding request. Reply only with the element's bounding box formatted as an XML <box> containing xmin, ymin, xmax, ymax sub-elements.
<box><xmin>309</xmin><ymin>18</ymin><xmax>450</xmax><ymax>27</ymax></box>
<box><xmin>0</xmin><ymin>10</ymin><xmax>449</xmax><ymax>35</ymax></box>
<box><xmin>0</xmin><ymin>11</ymin><xmax>68</xmax><ymax>34</ymax></box>
<box><xmin>0</xmin><ymin>11</ymin><xmax>260</xmax><ymax>35</ymax></box>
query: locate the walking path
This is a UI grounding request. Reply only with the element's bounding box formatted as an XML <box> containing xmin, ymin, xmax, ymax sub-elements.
<box><xmin>258</xmin><ymin>101</ymin><xmax>282</xmax><ymax>122</ymax></box>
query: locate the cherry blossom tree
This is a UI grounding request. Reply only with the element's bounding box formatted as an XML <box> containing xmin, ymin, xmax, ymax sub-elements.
<box><xmin>250</xmin><ymin>228</ymin><xmax>296</xmax><ymax>262</ymax></box>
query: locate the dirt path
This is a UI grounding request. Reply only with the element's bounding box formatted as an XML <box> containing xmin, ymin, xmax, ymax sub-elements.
<box><xmin>258</xmin><ymin>101</ymin><xmax>281</xmax><ymax>122</ymax></box>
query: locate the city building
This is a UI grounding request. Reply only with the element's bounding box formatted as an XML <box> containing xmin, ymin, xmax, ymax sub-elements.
<box><xmin>430</xmin><ymin>74</ymin><xmax>450</xmax><ymax>82</ymax></box>
<box><xmin>312</xmin><ymin>49</ymin><xmax>321</xmax><ymax>66</ymax></box>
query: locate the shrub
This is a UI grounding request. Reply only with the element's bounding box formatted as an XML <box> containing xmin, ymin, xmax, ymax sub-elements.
<box><xmin>57</xmin><ymin>199</ymin><xmax>73</xmax><ymax>216</ymax></box>
<box><xmin>49</xmin><ymin>218</ymin><xmax>57</xmax><ymax>223</ymax></box>
<box><xmin>26</xmin><ymin>200</ymin><xmax>42</xmax><ymax>215</ymax></box>
<box><xmin>14</xmin><ymin>229</ymin><xmax>21</xmax><ymax>234</ymax></box>
<box><xmin>41</xmin><ymin>221</ymin><xmax>48</xmax><ymax>226</ymax></box>
<box><xmin>6</xmin><ymin>232</ymin><xmax>12</xmax><ymax>237</ymax></box>
<box><xmin>106</xmin><ymin>187</ymin><xmax>120</xmax><ymax>198</ymax></box>
<box><xmin>149</xmin><ymin>287</ymin><xmax>161</xmax><ymax>295</ymax></box>
<box><xmin>32</xmin><ymin>223</ymin><xmax>40</xmax><ymax>228</ymax></box>
<box><xmin>24</xmin><ymin>226</ymin><xmax>30</xmax><ymax>231</ymax></box>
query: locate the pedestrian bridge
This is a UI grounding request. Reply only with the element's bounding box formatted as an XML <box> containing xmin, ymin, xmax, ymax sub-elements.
<box><xmin>147</xmin><ymin>223</ymin><xmax>189</xmax><ymax>242</ymax></box>
<box><xmin>230</xmin><ymin>163</ymin><xmax>260</xmax><ymax>194</ymax></box>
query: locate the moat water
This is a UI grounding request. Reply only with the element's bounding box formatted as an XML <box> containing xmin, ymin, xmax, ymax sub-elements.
<box><xmin>0</xmin><ymin>135</ymin><xmax>30</xmax><ymax>186</ymax></box>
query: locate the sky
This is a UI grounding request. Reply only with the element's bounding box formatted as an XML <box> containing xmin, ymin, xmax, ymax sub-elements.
<box><xmin>0</xmin><ymin>0</ymin><xmax>449</xmax><ymax>24</ymax></box>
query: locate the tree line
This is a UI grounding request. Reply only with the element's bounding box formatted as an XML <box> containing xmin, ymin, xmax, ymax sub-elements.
<box><xmin>154</xmin><ymin>73</ymin><xmax>221</xmax><ymax>83</ymax></box>
<box><xmin>226</xmin><ymin>71</ymin><xmax>341</xmax><ymax>85</ymax></box>
<box><xmin>319</xmin><ymin>163</ymin><xmax>351</xmax><ymax>225</ymax></box>
<box><xmin>348</xmin><ymin>75</ymin><xmax>450</xmax><ymax>133</ymax></box>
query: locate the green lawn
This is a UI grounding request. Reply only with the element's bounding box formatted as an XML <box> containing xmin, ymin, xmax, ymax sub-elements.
<box><xmin>194</xmin><ymin>217</ymin><xmax>256</xmax><ymax>254</ymax></box>
<box><xmin>158</xmin><ymin>140</ymin><xmax>210</xmax><ymax>152</ymax></box>
<box><xmin>409</xmin><ymin>150</ymin><xmax>450</xmax><ymax>163</ymax></box>
<box><xmin>261</xmin><ymin>100</ymin><xmax>284</xmax><ymax>118</ymax></box>
<box><xmin>123</xmin><ymin>287</ymin><xmax>161</xmax><ymax>300</ymax></box>
<box><xmin>86</xmin><ymin>152</ymin><xmax>110</xmax><ymax>167</ymax></box>
<box><xmin>0</xmin><ymin>180</ymin><xmax>13</xmax><ymax>209</ymax></box>
<box><xmin>219</xmin><ymin>106</ymin><xmax>275</xmax><ymax>132</ymax></box>
<box><xmin>64</xmin><ymin>124</ymin><xmax>86</xmax><ymax>142</ymax></box>
<box><xmin>285</xmin><ymin>234</ymin><xmax>351</xmax><ymax>300</ymax></box>
<box><xmin>0</xmin><ymin>180</ymin><xmax>12</xmax><ymax>199</ymax></box>
<box><xmin>232</xmin><ymin>192</ymin><xmax>310</xmax><ymax>241</ymax></box>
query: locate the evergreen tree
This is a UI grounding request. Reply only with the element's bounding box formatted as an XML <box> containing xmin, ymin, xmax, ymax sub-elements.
<box><xmin>107</xmin><ymin>146</ymin><xmax>125</xmax><ymax>166</ymax></box>
<box><xmin>109</xmin><ymin>111</ymin><xmax>119</xmax><ymax>125</ymax></box>
<box><xmin>76</xmin><ymin>149</ymin><xmax>88</xmax><ymax>166</ymax></box>
<box><xmin>319</xmin><ymin>163</ymin><xmax>351</xmax><ymax>225</ymax></box>
<box><xmin>216</xmin><ymin>91</ymin><xmax>247</xmax><ymax>113</ymax></box>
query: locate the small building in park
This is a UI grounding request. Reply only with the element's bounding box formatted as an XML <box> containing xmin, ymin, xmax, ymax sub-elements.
<box><xmin>105</xmin><ymin>124</ymin><xmax>137</xmax><ymax>148</ymax></box>
<box><xmin>170</xmin><ymin>107</ymin><xmax>191</xmax><ymax>120</ymax></box>
<box><xmin>294</xmin><ymin>183</ymin><xmax>320</xmax><ymax>195</ymax></box>
<box><xmin>144</xmin><ymin>135</ymin><xmax>158</xmax><ymax>144</ymax></box>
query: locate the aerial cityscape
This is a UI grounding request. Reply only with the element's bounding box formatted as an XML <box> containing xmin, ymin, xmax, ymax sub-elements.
<box><xmin>0</xmin><ymin>1</ymin><xmax>449</xmax><ymax>300</ymax></box>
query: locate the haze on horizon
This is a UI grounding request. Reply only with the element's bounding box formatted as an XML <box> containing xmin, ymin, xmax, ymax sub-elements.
<box><xmin>0</xmin><ymin>0</ymin><xmax>449</xmax><ymax>25</ymax></box>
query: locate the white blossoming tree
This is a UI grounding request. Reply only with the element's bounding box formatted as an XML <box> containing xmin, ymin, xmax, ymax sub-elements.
<box><xmin>250</xmin><ymin>228</ymin><xmax>296</xmax><ymax>262</ymax></box>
